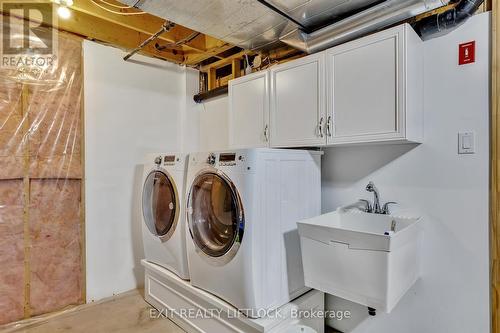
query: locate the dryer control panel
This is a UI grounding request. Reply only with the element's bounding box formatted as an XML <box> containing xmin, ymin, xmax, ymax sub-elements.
<box><xmin>154</xmin><ymin>155</ymin><xmax>179</xmax><ymax>167</ymax></box>
<box><xmin>163</xmin><ymin>155</ymin><xmax>178</xmax><ymax>166</ymax></box>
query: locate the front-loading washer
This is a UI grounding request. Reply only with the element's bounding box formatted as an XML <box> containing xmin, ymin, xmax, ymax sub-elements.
<box><xmin>185</xmin><ymin>148</ymin><xmax>322</xmax><ymax>316</ymax></box>
<box><xmin>141</xmin><ymin>153</ymin><xmax>189</xmax><ymax>280</ymax></box>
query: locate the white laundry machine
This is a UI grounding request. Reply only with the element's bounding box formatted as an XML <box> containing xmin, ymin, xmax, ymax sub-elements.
<box><xmin>141</xmin><ymin>153</ymin><xmax>189</xmax><ymax>280</ymax></box>
<box><xmin>185</xmin><ymin>148</ymin><xmax>322</xmax><ymax>316</ymax></box>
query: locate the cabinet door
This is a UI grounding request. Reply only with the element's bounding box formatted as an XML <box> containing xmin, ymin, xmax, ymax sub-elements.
<box><xmin>228</xmin><ymin>71</ymin><xmax>269</xmax><ymax>149</ymax></box>
<box><xmin>327</xmin><ymin>26</ymin><xmax>406</xmax><ymax>144</ymax></box>
<box><xmin>270</xmin><ymin>53</ymin><xmax>326</xmax><ymax>147</ymax></box>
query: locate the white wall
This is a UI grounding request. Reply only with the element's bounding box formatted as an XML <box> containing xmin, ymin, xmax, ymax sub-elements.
<box><xmin>322</xmin><ymin>13</ymin><xmax>490</xmax><ymax>332</ymax></box>
<box><xmin>198</xmin><ymin>96</ymin><xmax>229</xmax><ymax>151</ymax></box>
<box><xmin>83</xmin><ymin>41</ymin><xmax>185</xmax><ymax>302</ymax></box>
<box><xmin>180</xmin><ymin>68</ymin><xmax>201</xmax><ymax>153</ymax></box>
<box><xmin>190</xmin><ymin>13</ymin><xmax>491</xmax><ymax>333</ymax></box>
<box><xmin>82</xmin><ymin>12</ymin><xmax>491</xmax><ymax>332</ymax></box>
<box><xmin>181</xmin><ymin>75</ymin><xmax>228</xmax><ymax>152</ymax></box>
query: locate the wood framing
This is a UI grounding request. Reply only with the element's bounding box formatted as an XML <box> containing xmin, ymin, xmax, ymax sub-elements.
<box><xmin>484</xmin><ymin>0</ymin><xmax>492</xmax><ymax>12</ymax></box>
<box><xmin>21</xmin><ymin>85</ymin><xmax>31</xmax><ymax>319</ymax></box>
<box><xmin>208</xmin><ymin>67</ymin><xmax>217</xmax><ymax>90</ymax></box>
<box><xmin>0</xmin><ymin>0</ymin><xmax>306</xmax><ymax>92</ymax></box>
<box><xmin>0</xmin><ymin>0</ymin><xmax>235</xmax><ymax>65</ymax></box>
<box><xmin>183</xmin><ymin>43</ymin><xmax>234</xmax><ymax>66</ymax></box>
<box><xmin>232</xmin><ymin>59</ymin><xmax>241</xmax><ymax>79</ymax></box>
<box><xmin>71</xmin><ymin>0</ymin><xmax>207</xmax><ymax>53</ymax></box>
<box><xmin>199</xmin><ymin>50</ymin><xmax>254</xmax><ymax>72</ymax></box>
<box><xmin>492</xmin><ymin>1</ymin><xmax>499</xmax><ymax>332</ymax></box>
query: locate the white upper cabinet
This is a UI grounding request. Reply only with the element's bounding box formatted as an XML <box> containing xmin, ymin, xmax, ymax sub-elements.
<box><xmin>226</xmin><ymin>23</ymin><xmax>423</xmax><ymax>149</ymax></box>
<box><xmin>326</xmin><ymin>24</ymin><xmax>423</xmax><ymax>144</ymax></box>
<box><xmin>228</xmin><ymin>71</ymin><xmax>270</xmax><ymax>149</ymax></box>
<box><xmin>269</xmin><ymin>53</ymin><xmax>326</xmax><ymax>147</ymax></box>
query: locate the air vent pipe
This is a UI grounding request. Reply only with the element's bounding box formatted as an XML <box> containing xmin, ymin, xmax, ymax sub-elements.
<box><xmin>413</xmin><ymin>0</ymin><xmax>484</xmax><ymax>39</ymax></box>
<box><xmin>279</xmin><ymin>0</ymin><xmax>448</xmax><ymax>54</ymax></box>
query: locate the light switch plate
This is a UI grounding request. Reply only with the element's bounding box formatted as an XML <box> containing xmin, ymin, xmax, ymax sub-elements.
<box><xmin>458</xmin><ymin>132</ymin><xmax>475</xmax><ymax>154</ymax></box>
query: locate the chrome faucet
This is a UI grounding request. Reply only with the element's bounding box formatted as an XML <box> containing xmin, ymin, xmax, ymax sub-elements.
<box><xmin>366</xmin><ymin>181</ymin><xmax>382</xmax><ymax>214</ymax></box>
<box><xmin>358</xmin><ymin>199</ymin><xmax>372</xmax><ymax>213</ymax></box>
<box><xmin>363</xmin><ymin>181</ymin><xmax>397</xmax><ymax>215</ymax></box>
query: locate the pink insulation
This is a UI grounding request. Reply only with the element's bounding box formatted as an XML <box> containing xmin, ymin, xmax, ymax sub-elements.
<box><xmin>29</xmin><ymin>180</ymin><xmax>83</xmax><ymax>316</ymax></box>
<box><xmin>0</xmin><ymin>82</ymin><xmax>24</xmax><ymax>180</ymax></box>
<box><xmin>0</xmin><ymin>180</ymin><xmax>25</xmax><ymax>324</ymax></box>
<box><xmin>0</xmin><ymin>18</ymin><xmax>83</xmax><ymax>325</ymax></box>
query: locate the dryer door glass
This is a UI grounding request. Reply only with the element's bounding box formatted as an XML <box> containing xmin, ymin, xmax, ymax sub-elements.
<box><xmin>188</xmin><ymin>173</ymin><xmax>242</xmax><ymax>258</ymax></box>
<box><xmin>142</xmin><ymin>170</ymin><xmax>177</xmax><ymax>237</ymax></box>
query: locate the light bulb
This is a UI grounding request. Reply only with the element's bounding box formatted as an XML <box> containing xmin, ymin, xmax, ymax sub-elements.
<box><xmin>57</xmin><ymin>6</ymin><xmax>71</xmax><ymax>19</ymax></box>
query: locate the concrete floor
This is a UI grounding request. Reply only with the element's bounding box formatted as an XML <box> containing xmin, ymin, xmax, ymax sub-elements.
<box><xmin>1</xmin><ymin>290</ymin><xmax>336</xmax><ymax>333</ymax></box>
<box><xmin>0</xmin><ymin>290</ymin><xmax>185</xmax><ymax>333</ymax></box>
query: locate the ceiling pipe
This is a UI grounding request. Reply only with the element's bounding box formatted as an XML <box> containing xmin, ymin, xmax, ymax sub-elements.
<box><xmin>193</xmin><ymin>85</ymin><xmax>228</xmax><ymax>103</ymax></box>
<box><xmin>124</xmin><ymin>21</ymin><xmax>174</xmax><ymax>61</ymax></box>
<box><xmin>413</xmin><ymin>0</ymin><xmax>484</xmax><ymax>39</ymax></box>
<box><xmin>279</xmin><ymin>0</ymin><xmax>449</xmax><ymax>54</ymax></box>
<box><xmin>155</xmin><ymin>32</ymin><xmax>201</xmax><ymax>51</ymax></box>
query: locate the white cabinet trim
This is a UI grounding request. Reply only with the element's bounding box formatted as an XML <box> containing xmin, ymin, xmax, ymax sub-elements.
<box><xmin>269</xmin><ymin>53</ymin><xmax>327</xmax><ymax>147</ymax></box>
<box><xmin>228</xmin><ymin>70</ymin><xmax>270</xmax><ymax>149</ymax></box>
<box><xmin>226</xmin><ymin>23</ymin><xmax>423</xmax><ymax>149</ymax></box>
<box><xmin>326</xmin><ymin>25</ymin><xmax>409</xmax><ymax>145</ymax></box>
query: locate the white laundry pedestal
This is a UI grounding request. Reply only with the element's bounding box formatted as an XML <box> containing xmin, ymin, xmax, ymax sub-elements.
<box><xmin>142</xmin><ymin>260</ymin><xmax>324</xmax><ymax>333</ymax></box>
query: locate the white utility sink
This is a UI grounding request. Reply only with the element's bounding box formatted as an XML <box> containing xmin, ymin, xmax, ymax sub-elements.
<box><xmin>297</xmin><ymin>209</ymin><xmax>422</xmax><ymax>313</ymax></box>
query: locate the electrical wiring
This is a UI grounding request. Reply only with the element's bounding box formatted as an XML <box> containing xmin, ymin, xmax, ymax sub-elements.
<box><xmin>260</xmin><ymin>56</ymin><xmax>278</xmax><ymax>69</ymax></box>
<box><xmin>94</xmin><ymin>0</ymin><xmax>135</xmax><ymax>9</ymax></box>
<box><xmin>90</xmin><ymin>0</ymin><xmax>146</xmax><ymax>15</ymax></box>
<box><xmin>155</xmin><ymin>32</ymin><xmax>200</xmax><ymax>51</ymax></box>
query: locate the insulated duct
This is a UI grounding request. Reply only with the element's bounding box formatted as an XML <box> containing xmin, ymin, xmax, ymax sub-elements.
<box><xmin>279</xmin><ymin>0</ymin><xmax>448</xmax><ymax>54</ymax></box>
<box><xmin>413</xmin><ymin>0</ymin><xmax>484</xmax><ymax>39</ymax></box>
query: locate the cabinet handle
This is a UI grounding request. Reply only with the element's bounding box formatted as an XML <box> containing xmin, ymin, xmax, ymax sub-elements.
<box><xmin>318</xmin><ymin>117</ymin><xmax>324</xmax><ymax>138</ymax></box>
<box><xmin>326</xmin><ymin>116</ymin><xmax>332</xmax><ymax>137</ymax></box>
<box><xmin>264</xmin><ymin>124</ymin><xmax>269</xmax><ymax>142</ymax></box>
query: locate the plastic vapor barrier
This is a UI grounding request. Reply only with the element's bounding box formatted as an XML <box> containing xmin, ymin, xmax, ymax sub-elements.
<box><xmin>0</xmin><ymin>15</ymin><xmax>84</xmax><ymax>325</ymax></box>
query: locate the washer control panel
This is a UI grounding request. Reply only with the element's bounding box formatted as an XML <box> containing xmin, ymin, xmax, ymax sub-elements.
<box><xmin>219</xmin><ymin>153</ymin><xmax>237</xmax><ymax>166</ymax></box>
<box><xmin>207</xmin><ymin>153</ymin><xmax>217</xmax><ymax>166</ymax></box>
<box><xmin>191</xmin><ymin>152</ymin><xmax>252</xmax><ymax>171</ymax></box>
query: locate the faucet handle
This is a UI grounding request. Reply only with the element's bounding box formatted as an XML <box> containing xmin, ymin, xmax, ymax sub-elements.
<box><xmin>358</xmin><ymin>199</ymin><xmax>372</xmax><ymax>213</ymax></box>
<box><xmin>382</xmin><ymin>202</ymin><xmax>397</xmax><ymax>215</ymax></box>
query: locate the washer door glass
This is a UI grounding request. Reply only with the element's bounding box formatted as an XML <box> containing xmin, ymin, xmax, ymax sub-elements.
<box><xmin>142</xmin><ymin>170</ymin><xmax>177</xmax><ymax>237</ymax></box>
<box><xmin>188</xmin><ymin>172</ymin><xmax>241</xmax><ymax>258</ymax></box>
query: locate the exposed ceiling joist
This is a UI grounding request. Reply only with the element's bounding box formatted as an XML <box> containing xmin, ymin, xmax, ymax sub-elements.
<box><xmin>0</xmin><ymin>1</ymin><xmax>185</xmax><ymax>63</ymax></box>
<box><xmin>0</xmin><ymin>0</ymin><xmax>240</xmax><ymax>66</ymax></box>
<box><xmin>183</xmin><ymin>43</ymin><xmax>234</xmax><ymax>66</ymax></box>
<box><xmin>74</xmin><ymin>0</ymin><xmax>239</xmax><ymax>65</ymax></box>
<box><xmin>71</xmin><ymin>0</ymin><xmax>207</xmax><ymax>53</ymax></box>
<box><xmin>3</xmin><ymin>0</ymin><xmax>469</xmax><ymax>80</ymax></box>
<box><xmin>199</xmin><ymin>50</ymin><xmax>254</xmax><ymax>72</ymax></box>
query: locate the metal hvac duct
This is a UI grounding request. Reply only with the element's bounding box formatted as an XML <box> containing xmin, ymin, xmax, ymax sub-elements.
<box><xmin>279</xmin><ymin>0</ymin><xmax>449</xmax><ymax>54</ymax></box>
<box><xmin>414</xmin><ymin>0</ymin><xmax>484</xmax><ymax>39</ymax></box>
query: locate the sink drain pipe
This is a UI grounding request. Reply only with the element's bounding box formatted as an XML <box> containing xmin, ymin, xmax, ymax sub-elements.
<box><xmin>368</xmin><ymin>307</ymin><xmax>377</xmax><ymax>316</ymax></box>
<box><xmin>413</xmin><ymin>0</ymin><xmax>484</xmax><ymax>39</ymax></box>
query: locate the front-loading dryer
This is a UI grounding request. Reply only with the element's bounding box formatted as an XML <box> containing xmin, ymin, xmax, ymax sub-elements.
<box><xmin>141</xmin><ymin>153</ymin><xmax>189</xmax><ymax>280</ymax></box>
<box><xmin>185</xmin><ymin>148</ymin><xmax>321</xmax><ymax>316</ymax></box>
